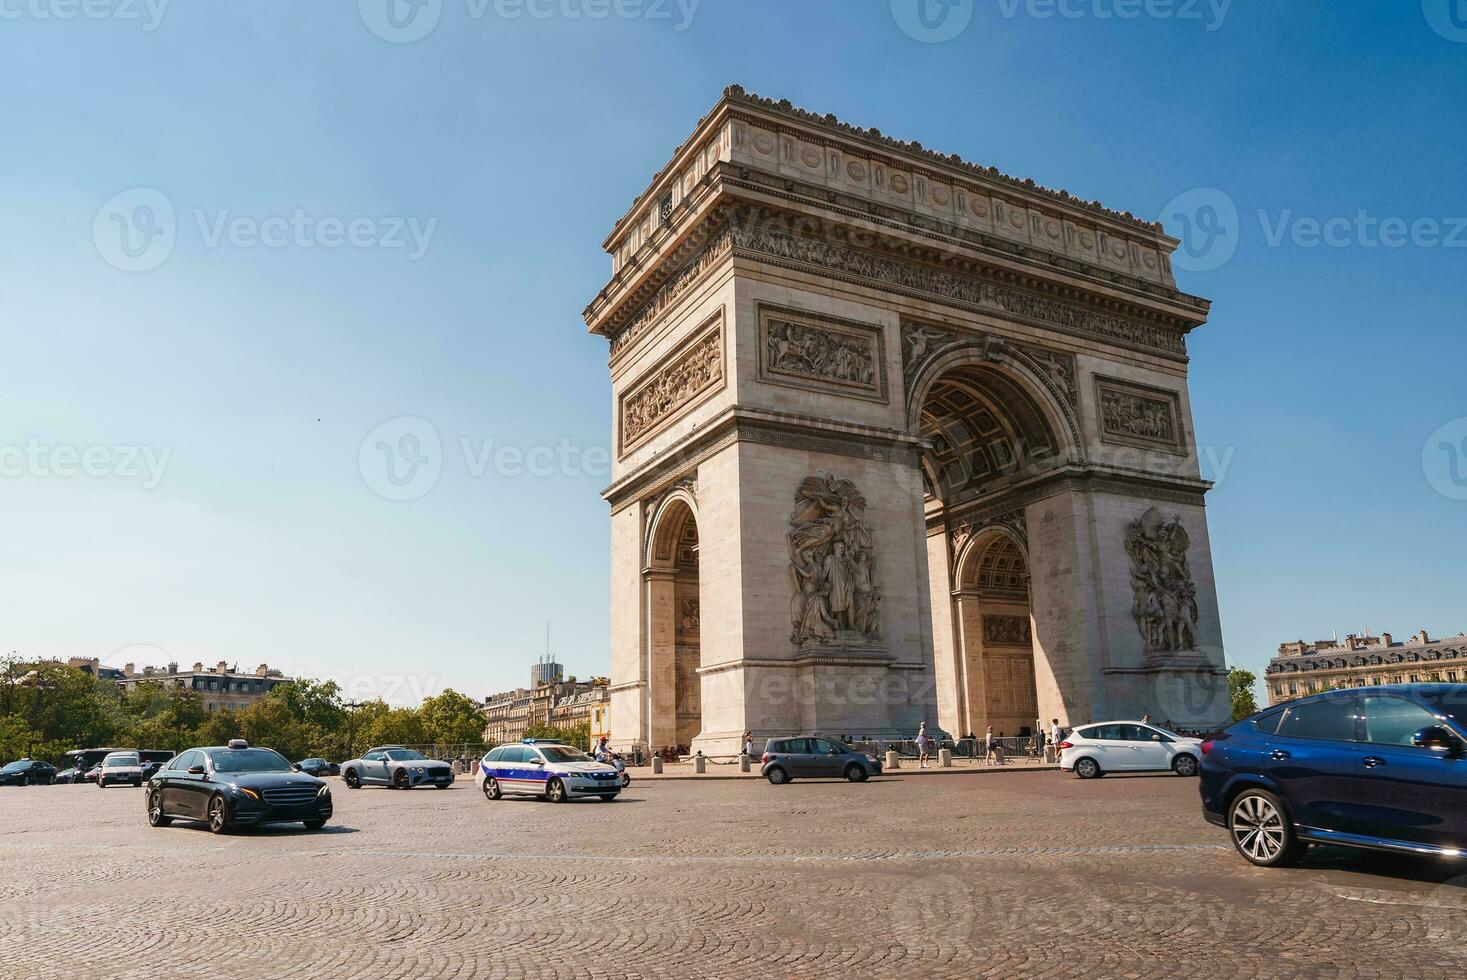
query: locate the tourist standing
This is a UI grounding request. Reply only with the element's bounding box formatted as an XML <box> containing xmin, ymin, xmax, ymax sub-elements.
<box><xmin>916</xmin><ymin>724</ymin><xmax>932</xmax><ymax>768</ymax></box>
<box><xmin>984</xmin><ymin>725</ymin><xmax>995</xmax><ymax>763</ymax></box>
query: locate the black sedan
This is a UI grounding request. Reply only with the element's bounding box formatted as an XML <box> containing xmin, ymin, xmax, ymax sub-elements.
<box><xmin>0</xmin><ymin>759</ymin><xmax>57</xmax><ymax>786</ymax></box>
<box><xmin>146</xmin><ymin>739</ymin><xmax>332</xmax><ymax>834</ymax></box>
<box><xmin>295</xmin><ymin>758</ymin><xmax>339</xmax><ymax>777</ymax></box>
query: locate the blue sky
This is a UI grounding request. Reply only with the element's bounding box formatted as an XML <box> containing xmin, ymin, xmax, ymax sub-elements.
<box><xmin>1</xmin><ymin>1</ymin><xmax>1463</xmax><ymax>703</ymax></box>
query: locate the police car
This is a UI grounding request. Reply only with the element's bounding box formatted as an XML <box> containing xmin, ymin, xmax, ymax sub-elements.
<box><xmin>475</xmin><ymin>740</ymin><xmax>622</xmax><ymax>803</ymax></box>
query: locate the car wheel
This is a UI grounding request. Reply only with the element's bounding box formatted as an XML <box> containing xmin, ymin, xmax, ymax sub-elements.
<box><xmin>302</xmin><ymin>819</ymin><xmax>326</xmax><ymax>831</ymax></box>
<box><xmin>482</xmin><ymin>777</ymin><xmax>502</xmax><ymax>801</ymax></box>
<box><xmin>434</xmin><ymin>783</ymin><xmax>449</xmax><ymax>789</ymax></box>
<box><xmin>545</xmin><ymin>777</ymin><xmax>566</xmax><ymax>803</ymax></box>
<box><xmin>765</xmin><ymin>766</ymin><xmax>789</xmax><ymax>785</ymax></box>
<box><xmin>1229</xmin><ymin>788</ymin><xmax>1302</xmax><ymax>867</ymax></box>
<box><xmin>621</xmin><ymin>774</ymin><xmax>631</xmax><ymax>788</ymax></box>
<box><xmin>17</xmin><ymin>775</ymin><xmax>27</xmax><ymax>788</ymax></box>
<box><xmin>344</xmin><ymin>769</ymin><xmax>360</xmax><ymax>789</ymax></box>
<box><xmin>97</xmin><ymin>779</ymin><xmax>106</xmax><ymax>789</ymax></box>
<box><xmin>844</xmin><ymin>763</ymin><xmax>866</xmax><ymax>783</ymax></box>
<box><xmin>1075</xmin><ymin>757</ymin><xmax>1102</xmax><ymax>779</ymax></box>
<box><xmin>392</xmin><ymin>769</ymin><xmax>410</xmax><ymax>790</ymax></box>
<box><xmin>147</xmin><ymin>790</ymin><xmax>172</xmax><ymax>828</ymax></box>
<box><xmin>1172</xmin><ymin>754</ymin><xmax>1200</xmax><ymax>777</ymax></box>
<box><xmin>207</xmin><ymin>794</ymin><xmax>230</xmax><ymax>835</ymax></box>
<box><xmin>602</xmin><ymin>794</ymin><xmax>619</xmax><ymax>802</ymax></box>
<box><xmin>133</xmin><ymin>780</ymin><xmax>142</xmax><ymax>788</ymax></box>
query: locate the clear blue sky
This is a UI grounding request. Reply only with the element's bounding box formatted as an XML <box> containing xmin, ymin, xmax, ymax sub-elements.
<box><xmin>2</xmin><ymin>1</ymin><xmax>1463</xmax><ymax>703</ymax></box>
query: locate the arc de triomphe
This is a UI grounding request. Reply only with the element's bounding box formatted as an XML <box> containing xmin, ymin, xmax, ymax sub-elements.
<box><xmin>585</xmin><ymin>86</ymin><xmax>1230</xmax><ymax>755</ymax></box>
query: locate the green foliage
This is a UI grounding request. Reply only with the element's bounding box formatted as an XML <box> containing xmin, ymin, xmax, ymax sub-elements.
<box><xmin>0</xmin><ymin>658</ymin><xmax>491</xmax><ymax>765</ymax></box>
<box><xmin>1229</xmin><ymin>667</ymin><xmax>1259</xmax><ymax>721</ymax></box>
<box><xmin>523</xmin><ymin>719</ymin><xmax>590</xmax><ymax>749</ymax></box>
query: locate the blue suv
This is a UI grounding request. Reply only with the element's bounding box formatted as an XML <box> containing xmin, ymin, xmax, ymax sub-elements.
<box><xmin>1201</xmin><ymin>684</ymin><xmax>1467</xmax><ymax>866</ymax></box>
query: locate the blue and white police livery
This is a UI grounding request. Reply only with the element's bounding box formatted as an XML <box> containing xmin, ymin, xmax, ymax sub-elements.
<box><xmin>476</xmin><ymin>740</ymin><xmax>621</xmax><ymax>803</ymax></box>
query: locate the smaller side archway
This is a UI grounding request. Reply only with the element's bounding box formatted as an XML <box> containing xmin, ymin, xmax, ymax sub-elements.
<box><xmin>950</xmin><ymin>528</ymin><xmax>1039</xmax><ymax>740</ymax></box>
<box><xmin>642</xmin><ymin>491</ymin><xmax>702</xmax><ymax>753</ymax></box>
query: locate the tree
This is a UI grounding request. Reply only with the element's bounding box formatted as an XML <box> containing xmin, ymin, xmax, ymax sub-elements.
<box><xmin>418</xmin><ymin>689</ymin><xmax>487</xmax><ymax>745</ymax></box>
<box><xmin>1229</xmin><ymin>667</ymin><xmax>1258</xmax><ymax>721</ymax></box>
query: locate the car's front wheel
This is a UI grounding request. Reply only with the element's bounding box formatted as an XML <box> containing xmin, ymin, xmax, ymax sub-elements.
<box><xmin>1074</xmin><ymin>757</ymin><xmax>1103</xmax><ymax>779</ymax></box>
<box><xmin>765</xmin><ymin>766</ymin><xmax>789</xmax><ymax>785</ymax></box>
<box><xmin>1172</xmin><ymin>754</ymin><xmax>1200</xmax><ymax>777</ymax></box>
<box><xmin>482</xmin><ymin>777</ymin><xmax>501</xmax><ymax>801</ymax></box>
<box><xmin>344</xmin><ymin>769</ymin><xmax>360</xmax><ymax>789</ymax></box>
<box><xmin>392</xmin><ymin>770</ymin><xmax>410</xmax><ymax>790</ymax></box>
<box><xmin>545</xmin><ymin>778</ymin><xmax>566</xmax><ymax>803</ymax></box>
<box><xmin>844</xmin><ymin>763</ymin><xmax>867</xmax><ymax>783</ymax></box>
<box><xmin>302</xmin><ymin>819</ymin><xmax>326</xmax><ymax>831</ymax></box>
<box><xmin>147</xmin><ymin>791</ymin><xmax>171</xmax><ymax>827</ymax></box>
<box><xmin>207</xmin><ymin>794</ymin><xmax>230</xmax><ymax>835</ymax></box>
<box><xmin>1229</xmin><ymin>788</ymin><xmax>1302</xmax><ymax>867</ymax></box>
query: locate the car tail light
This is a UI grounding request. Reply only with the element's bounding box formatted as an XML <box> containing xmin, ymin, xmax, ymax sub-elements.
<box><xmin>761</xmin><ymin>753</ymin><xmax>770</xmax><ymax>763</ymax></box>
<box><xmin>1200</xmin><ymin>740</ymin><xmax>1214</xmax><ymax>756</ymax></box>
<box><xmin>1057</xmin><ymin>741</ymin><xmax>1073</xmax><ymax>750</ymax></box>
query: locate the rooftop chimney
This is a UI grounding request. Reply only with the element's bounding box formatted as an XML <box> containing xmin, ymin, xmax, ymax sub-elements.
<box><xmin>255</xmin><ymin>664</ymin><xmax>270</xmax><ymax>676</ymax></box>
<box><xmin>193</xmin><ymin>662</ymin><xmax>204</xmax><ymax>672</ymax></box>
<box><xmin>1418</xmin><ymin>629</ymin><xmax>1431</xmax><ymax>645</ymax></box>
<box><xmin>168</xmin><ymin>662</ymin><xmax>178</xmax><ymax>674</ymax></box>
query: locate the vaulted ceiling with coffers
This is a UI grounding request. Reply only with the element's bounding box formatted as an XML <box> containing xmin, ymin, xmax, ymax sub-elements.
<box><xmin>919</xmin><ymin>364</ymin><xmax>1057</xmax><ymax>505</ymax></box>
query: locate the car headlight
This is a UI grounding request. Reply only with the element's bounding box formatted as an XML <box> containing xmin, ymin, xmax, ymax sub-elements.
<box><xmin>411</xmin><ymin>766</ymin><xmax>424</xmax><ymax>773</ymax></box>
<box><xmin>236</xmin><ymin>786</ymin><xmax>261</xmax><ymax>801</ymax></box>
<box><xmin>317</xmin><ymin>785</ymin><xmax>330</xmax><ymax>798</ymax></box>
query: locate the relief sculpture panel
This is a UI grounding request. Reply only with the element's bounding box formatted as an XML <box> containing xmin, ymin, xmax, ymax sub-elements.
<box><xmin>618</xmin><ymin>313</ymin><xmax>724</xmax><ymax>454</ymax></box>
<box><xmin>758</xmin><ymin>305</ymin><xmax>887</xmax><ymax>403</ymax></box>
<box><xmin>1125</xmin><ymin>506</ymin><xmax>1199</xmax><ymax>654</ymax></box>
<box><xmin>788</xmin><ymin>475</ymin><xmax>883</xmax><ymax>646</ymax></box>
<box><xmin>1095</xmin><ymin>377</ymin><xmax>1183</xmax><ymax>452</ymax></box>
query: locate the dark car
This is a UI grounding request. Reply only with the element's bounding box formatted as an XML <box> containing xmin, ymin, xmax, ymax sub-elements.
<box><xmin>146</xmin><ymin>739</ymin><xmax>332</xmax><ymax>834</ymax></box>
<box><xmin>1201</xmin><ymin>684</ymin><xmax>1467</xmax><ymax>867</ymax></box>
<box><xmin>295</xmin><ymin>758</ymin><xmax>339</xmax><ymax>777</ymax></box>
<box><xmin>760</xmin><ymin>735</ymin><xmax>882</xmax><ymax>784</ymax></box>
<box><xmin>54</xmin><ymin>767</ymin><xmax>82</xmax><ymax>784</ymax></box>
<box><xmin>0</xmin><ymin>759</ymin><xmax>57</xmax><ymax>786</ymax></box>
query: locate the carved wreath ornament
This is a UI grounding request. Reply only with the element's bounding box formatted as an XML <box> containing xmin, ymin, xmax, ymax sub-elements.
<box><xmin>787</xmin><ymin>475</ymin><xmax>882</xmax><ymax>646</ymax></box>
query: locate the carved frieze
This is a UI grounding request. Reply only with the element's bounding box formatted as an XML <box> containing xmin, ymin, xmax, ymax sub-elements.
<box><xmin>788</xmin><ymin>475</ymin><xmax>882</xmax><ymax>647</ymax></box>
<box><xmin>758</xmin><ymin>305</ymin><xmax>887</xmax><ymax>403</ymax></box>
<box><xmin>1095</xmin><ymin>377</ymin><xmax>1184</xmax><ymax>452</ymax></box>
<box><xmin>1124</xmin><ymin>506</ymin><xmax>1199</xmax><ymax>654</ymax></box>
<box><xmin>618</xmin><ymin>313</ymin><xmax>725</xmax><ymax>454</ymax></box>
<box><xmin>680</xmin><ymin>598</ymin><xmax>700</xmax><ymax>631</ymax></box>
<box><xmin>982</xmin><ymin>614</ymin><xmax>1033</xmax><ymax>647</ymax></box>
<box><xmin>609</xmin><ymin>228</ymin><xmax>734</xmax><ymax>359</ymax></box>
<box><xmin>901</xmin><ymin>320</ymin><xmax>1078</xmax><ymax>411</ymax></box>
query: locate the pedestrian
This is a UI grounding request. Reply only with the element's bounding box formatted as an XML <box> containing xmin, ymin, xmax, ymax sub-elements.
<box><xmin>916</xmin><ymin>724</ymin><xmax>931</xmax><ymax>768</ymax></box>
<box><xmin>1049</xmin><ymin>718</ymin><xmax>1062</xmax><ymax>761</ymax></box>
<box><xmin>1141</xmin><ymin>712</ymin><xmax>1151</xmax><ymax>726</ymax></box>
<box><xmin>743</xmin><ymin>731</ymin><xmax>754</xmax><ymax>758</ymax></box>
<box><xmin>984</xmin><ymin>725</ymin><xmax>994</xmax><ymax>763</ymax></box>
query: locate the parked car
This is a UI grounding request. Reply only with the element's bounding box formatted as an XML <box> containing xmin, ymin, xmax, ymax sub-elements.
<box><xmin>97</xmin><ymin>751</ymin><xmax>144</xmax><ymax>788</ymax></box>
<box><xmin>340</xmin><ymin>746</ymin><xmax>454</xmax><ymax>790</ymax></box>
<box><xmin>0</xmin><ymin>759</ymin><xmax>57</xmax><ymax>786</ymax></box>
<box><xmin>54</xmin><ymin>767</ymin><xmax>82</xmax><ymax>784</ymax></box>
<box><xmin>65</xmin><ymin>748</ymin><xmax>127</xmax><ymax>783</ymax></box>
<box><xmin>1201</xmin><ymin>684</ymin><xmax>1467</xmax><ymax>867</ymax></box>
<box><xmin>146</xmin><ymin>739</ymin><xmax>331</xmax><ymax>834</ymax></box>
<box><xmin>295</xmin><ymin>758</ymin><xmax>339</xmax><ymax>777</ymax></box>
<box><xmin>1058</xmin><ymin>722</ymin><xmax>1202</xmax><ymax>779</ymax></box>
<box><xmin>760</xmin><ymin>736</ymin><xmax>882</xmax><ymax>784</ymax></box>
<box><xmin>475</xmin><ymin>740</ymin><xmax>621</xmax><ymax>802</ymax></box>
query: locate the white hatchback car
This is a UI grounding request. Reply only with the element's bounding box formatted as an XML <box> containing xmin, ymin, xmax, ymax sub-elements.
<box><xmin>1058</xmin><ymin>722</ymin><xmax>1202</xmax><ymax>779</ymax></box>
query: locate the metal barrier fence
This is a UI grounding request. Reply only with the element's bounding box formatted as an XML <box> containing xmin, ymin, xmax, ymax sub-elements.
<box><xmin>847</xmin><ymin>736</ymin><xmax>1048</xmax><ymax>760</ymax></box>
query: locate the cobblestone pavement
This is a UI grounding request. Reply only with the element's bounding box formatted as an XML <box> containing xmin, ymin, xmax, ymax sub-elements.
<box><xmin>4</xmin><ymin>771</ymin><xmax>1466</xmax><ymax>979</ymax></box>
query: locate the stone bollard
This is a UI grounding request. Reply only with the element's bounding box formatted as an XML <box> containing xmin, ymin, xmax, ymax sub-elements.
<box><xmin>739</xmin><ymin>752</ymin><xmax>751</xmax><ymax>773</ymax></box>
<box><xmin>652</xmin><ymin>756</ymin><xmax>664</xmax><ymax>775</ymax></box>
<box><xmin>938</xmin><ymin>747</ymin><xmax>952</xmax><ymax>768</ymax></box>
<box><xmin>885</xmin><ymin>749</ymin><xmax>900</xmax><ymax>770</ymax></box>
<box><xmin>694</xmin><ymin>754</ymin><xmax>706</xmax><ymax>774</ymax></box>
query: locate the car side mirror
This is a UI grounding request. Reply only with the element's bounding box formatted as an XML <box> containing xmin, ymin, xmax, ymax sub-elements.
<box><xmin>1152</xmin><ymin>734</ymin><xmax>1162</xmax><ymax>741</ymax></box>
<box><xmin>1412</xmin><ymin>726</ymin><xmax>1460</xmax><ymax>754</ymax></box>
<box><xmin>291</xmin><ymin>764</ymin><xmax>301</xmax><ymax>771</ymax></box>
<box><xmin>187</xmin><ymin>765</ymin><xmax>206</xmax><ymax>775</ymax></box>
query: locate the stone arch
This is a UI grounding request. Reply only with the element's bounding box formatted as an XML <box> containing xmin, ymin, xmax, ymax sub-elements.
<box><xmin>640</xmin><ymin>486</ymin><xmax>702</xmax><ymax>752</ymax></box>
<box><xmin>643</xmin><ymin>483</ymin><xmax>699</xmax><ymax>570</ymax></box>
<box><xmin>948</xmin><ymin>525</ymin><xmax>1039</xmax><ymax>739</ymax></box>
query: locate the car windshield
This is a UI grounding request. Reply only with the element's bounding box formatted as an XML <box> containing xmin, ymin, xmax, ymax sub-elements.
<box><xmin>2</xmin><ymin>761</ymin><xmax>28</xmax><ymax>772</ymax></box>
<box><xmin>1145</xmin><ymin>725</ymin><xmax>1184</xmax><ymax>739</ymax></box>
<box><xmin>104</xmin><ymin>756</ymin><xmax>138</xmax><ymax>766</ymax></box>
<box><xmin>384</xmin><ymin>749</ymin><xmax>426</xmax><ymax>761</ymax></box>
<box><xmin>539</xmin><ymin>746</ymin><xmax>591</xmax><ymax>763</ymax></box>
<box><xmin>208</xmin><ymin>749</ymin><xmax>292</xmax><ymax>773</ymax></box>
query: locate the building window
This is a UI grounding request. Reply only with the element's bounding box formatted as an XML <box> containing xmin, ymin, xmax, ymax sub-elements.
<box><xmin>1288</xmin><ymin>683</ymin><xmax>1297</xmax><ymax>695</ymax></box>
<box><xmin>207</xmin><ymin>703</ymin><xmax>215</xmax><ymax>712</ymax></box>
<box><xmin>1410</xmin><ymin>674</ymin><xmax>1421</xmax><ymax>683</ymax></box>
<box><xmin>1370</xmin><ymin>677</ymin><xmax>1381</xmax><ymax>685</ymax></box>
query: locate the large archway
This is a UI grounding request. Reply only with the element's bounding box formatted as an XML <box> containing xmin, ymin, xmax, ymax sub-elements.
<box><xmin>644</xmin><ymin>495</ymin><xmax>702</xmax><ymax>753</ymax></box>
<box><xmin>952</xmin><ymin>531</ymin><xmax>1038</xmax><ymax>738</ymax></box>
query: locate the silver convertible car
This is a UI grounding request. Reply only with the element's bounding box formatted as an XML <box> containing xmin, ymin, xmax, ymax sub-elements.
<box><xmin>339</xmin><ymin>745</ymin><xmax>455</xmax><ymax>790</ymax></box>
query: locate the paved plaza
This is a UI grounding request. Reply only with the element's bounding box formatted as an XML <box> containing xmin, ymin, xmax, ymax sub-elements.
<box><xmin>3</xmin><ymin>771</ymin><xmax>1466</xmax><ymax>979</ymax></box>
